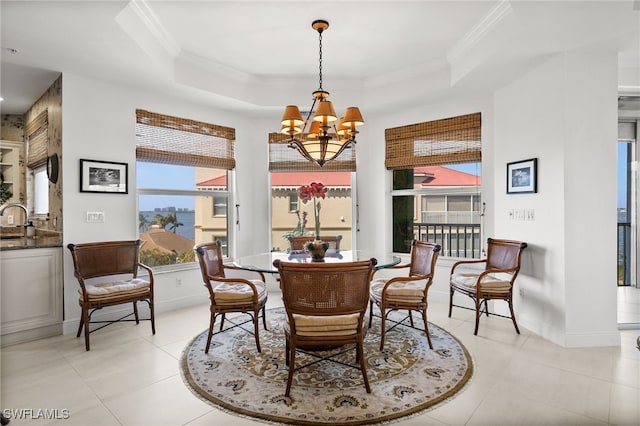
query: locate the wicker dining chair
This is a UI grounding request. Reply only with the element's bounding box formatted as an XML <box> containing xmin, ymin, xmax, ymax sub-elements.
<box><xmin>195</xmin><ymin>241</ymin><xmax>268</xmax><ymax>353</ymax></box>
<box><xmin>274</xmin><ymin>258</ymin><xmax>376</xmax><ymax>397</ymax></box>
<box><xmin>449</xmin><ymin>238</ymin><xmax>527</xmax><ymax>335</ymax></box>
<box><xmin>67</xmin><ymin>240</ymin><xmax>155</xmax><ymax>351</ymax></box>
<box><xmin>369</xmin><ymin>240</ymin><xmax>441</xmax><ymax>350</ymax></box>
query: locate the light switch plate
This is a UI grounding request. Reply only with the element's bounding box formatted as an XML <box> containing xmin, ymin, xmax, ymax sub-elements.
<box><xmin>86</xmin><ymin>211</ymin><xmax>105</xmax><ymax>223</ymax></box>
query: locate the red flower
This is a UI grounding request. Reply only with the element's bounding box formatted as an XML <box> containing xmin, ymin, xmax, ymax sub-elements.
<box><xmin>298</xmin><ymin>182</ymin><xmax>327</xmax><ymax>237</ymax></box>
<box><xmin>299</xmin><ymin>182</ymin><xmax>327</xmax><ymax>203</ymax></box>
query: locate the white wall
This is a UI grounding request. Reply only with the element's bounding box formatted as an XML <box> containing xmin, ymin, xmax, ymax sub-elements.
<box><xmin>494</xmin><ymin>51</ymin><xmax>619</xmax><ymax>347</ymax></box>
<box><xmin>60</xmin><ymin>73</ymin><xmax>267</xmax><ymax>333</ymax></box>
<box><xmin>60</xmin><ymin>51</ymin><xmax>622</xmax><ymax>347</ymax></box>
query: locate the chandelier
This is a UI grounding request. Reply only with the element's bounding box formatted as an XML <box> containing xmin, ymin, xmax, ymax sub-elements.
<box><xmin>280</xmin><ymin>19</ymin><xmax>364</xmax><ymax>167</ymax></box>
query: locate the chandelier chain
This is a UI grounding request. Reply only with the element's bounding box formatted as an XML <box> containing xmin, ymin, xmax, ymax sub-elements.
<box><xmin>318</xmin><ymin>29</ymin><xmax>323</xmax><ymax>91</ymax></box>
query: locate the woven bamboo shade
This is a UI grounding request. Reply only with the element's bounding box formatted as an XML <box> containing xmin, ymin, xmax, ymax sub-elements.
<box><xmin>385</xmin><ymin>112</ymin><xmax>481</xmax><ymax>170</ymax></box>
<box><xmin>268</xmin><ymin>133</ymin><xmax>356</xmax><ymax>172</ymax></box>
<box><xmin>26</xmin><ymin>110</ymin><xmax>49</xmax><ymax>169</ymax></box>
<box><xmin>135</xmin><ymin>110</ymin><xmax>236</xmax><ymax>170</ymax></box>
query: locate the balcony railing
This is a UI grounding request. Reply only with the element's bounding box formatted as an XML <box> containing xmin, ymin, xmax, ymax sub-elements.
<box><xmin>618</xmin><ymin>221</ymin><xmax>631</xmax><ymax>286</ymax></box>
<box><xmin>414</xmin><ymin>222</ymin><xmax>482</xmax><ymax>259</ymax></box>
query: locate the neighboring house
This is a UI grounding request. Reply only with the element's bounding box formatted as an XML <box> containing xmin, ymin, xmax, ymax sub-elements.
<box><xmin>190</xmin><ymin>167</ymin><xmax>480</xmax><ymax>253</ymax></box>
<box><xmin>415</xmin><ymin>165</ymin><xmax>482</xmax><ymax>224</ymax></box>
<box><xmin>139</xmin><ymin>226</ymin><xmax>196</xmax><ymax>263</ymax></box>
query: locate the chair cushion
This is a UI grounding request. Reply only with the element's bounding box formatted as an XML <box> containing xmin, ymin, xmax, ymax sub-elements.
<box><xmin>370</xmin><ymin>278</ymin><xmax>426</xmax><ymax>304</ymax></box>
<box><xmin>213</xmin><ymin>279</ymin><xmax>267</xmax><ymax>306</ymax></box>
<box><xmin>80</xmin><ymin>278</ymin><xmax>150</xmax><ymax>302</ymax></box>
<box><xmin>451</xmin><ymin>273</ymin><xmax>512</xmax><ymax>293</ymax></box>
<box><xmin>290</xmin><ymin>312</ymin><xmax>360</xmax><ymax>336</ymax></box>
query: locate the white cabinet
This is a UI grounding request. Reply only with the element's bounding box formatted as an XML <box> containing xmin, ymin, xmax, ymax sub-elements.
<box><xmin>1</xmin><ymin>247</ymin><xmax>63</xmax><ymax>345</ymax></box>
<box><xmin>0</xmin><ymin>140</ymin><xmax>23</xmax><ymax>205</ymax></box>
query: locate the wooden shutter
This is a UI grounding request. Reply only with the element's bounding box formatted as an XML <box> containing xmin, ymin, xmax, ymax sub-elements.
<box><xmin>26</xmin><ymin>110</ymin><xmax>49</xmax><ymax>169</ymax></box>
<box><xmin>135</xmin><ymin>109</ymin><xmax>236</xmax><ymax>170</ymax></box>
<box><xmin>385</xmin><ymin>112</ymin><xmax>481</xmax><ymax>170</ymax></box>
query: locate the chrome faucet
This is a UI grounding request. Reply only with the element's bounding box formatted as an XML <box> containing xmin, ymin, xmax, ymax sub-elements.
<box><xmin>0</xmin><ymin>203</ymin><xmax>30</xmax><ymax>228</ymax></box>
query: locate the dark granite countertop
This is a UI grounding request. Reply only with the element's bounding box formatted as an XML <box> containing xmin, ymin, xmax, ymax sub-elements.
<box><xmin>0</xmin><ymin>231</ymin><xmax>63</xmax><ymax>251</ymax></box>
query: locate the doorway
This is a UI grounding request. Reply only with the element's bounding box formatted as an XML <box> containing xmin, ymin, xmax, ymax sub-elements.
<box><xmin>618</xmin><ymin>118</ymin><xmax>639</xmax><ymax>327</ymax></box>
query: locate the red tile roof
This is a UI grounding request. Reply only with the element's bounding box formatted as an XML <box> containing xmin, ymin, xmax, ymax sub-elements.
<box><xmin>415</xmin><ymin>166</ymin><xmax>481</xmax><ymax>186</ymax></box>
<box><xmin>198</xmin><ymin>171</ymin><xmax>351</xmax><ymax>188</ymax></box>
<box><xmin>197</xmin><ymin>168</ymin><xmax>477</xmax><ymax>187</ymax></box>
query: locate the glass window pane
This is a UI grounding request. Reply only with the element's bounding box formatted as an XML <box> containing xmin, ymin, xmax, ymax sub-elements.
<box><xmin>33</xmin><ymin>166</ymin><xmax>48</xmax><ymax>215</ymax></box>
<box><xmin>392</xmin><ymin>163</ymin><xmax>481</xmax><ymax>257</ymax></box>
<box><xmin>137</xmin><ymin>163</ymin><xmax>229</xmax><ymax>267</ymax></box>
<box><xmin>271</xmin><ymin>171</ymin><xmax>352</xmax><ymax>253</ymax></box>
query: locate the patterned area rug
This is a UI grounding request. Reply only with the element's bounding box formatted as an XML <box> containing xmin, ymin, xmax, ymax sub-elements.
<box><xmin>181</xmin><ymin>308</ymin><xmax>473</xmax><ymax>425</ymax></box>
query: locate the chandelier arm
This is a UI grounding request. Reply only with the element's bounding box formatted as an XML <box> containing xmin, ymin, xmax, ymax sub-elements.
<box><xmin>303</xmin><ymin>96</ymin><xmax>320</xmax><ymax>134</ymax></box>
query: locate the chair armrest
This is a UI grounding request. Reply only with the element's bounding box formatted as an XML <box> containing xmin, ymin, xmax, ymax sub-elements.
<box><xmin>450</xmin><ymin>259</ymin><xmax>487</xmax><ymax>275</ymax></box>
<box><xmin>206</xmin><ymin>274</ymin><xmax>263</xmax><ymax>298</ymax></box>
<box><xmin>370</xmin><ymin>263</ymin><xmax>410</xmax><ymax>280</ymax></box>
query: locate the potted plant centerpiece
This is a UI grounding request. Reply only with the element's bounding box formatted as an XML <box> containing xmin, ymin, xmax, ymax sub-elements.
<box><xmin>299</xmin><ymin>182</ymin><xmax>329</xmax><ymax>261</ymax></box>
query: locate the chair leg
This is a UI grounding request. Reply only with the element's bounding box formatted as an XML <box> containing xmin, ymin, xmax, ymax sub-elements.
<box><xmin>368</xmin><ymin>300</ymin><xmax>374</xmax><ymax>328</ymax></box>
<box><xmin>253</xmin><ymin>309</ymin><xmax>262</xmax><ymax>353</ymax></box>
<box><xmin>219</xmin><ymin>313</ymin><xmax>226</xmax><ymax>331</ymax></box>
<box><xmin>82</xmin><ymin>307</ymin><xmax>91</xmax><ymax>351</ymax></box>
<box><xmin>205</xmin><ymin>310</ymin><xmax>216</xmax><ymax>354</ymax></box>
<box><xmin>508</xmin><ymin>297</ymin><xmax>520</xmax><ymax>334</ymax></box>
<box><xmin>76</xmin><ymin>312</ymin><xmax>84</xmax><ymax>338</ymax></box>
<box><xmin>379</xmin><ymin>308</ymin><xmax>387</xmax><ymax>351</ymax></box>
<box><xmin>149</xmin><ymin>299</ymin><xmax>156</xmax><ymax>334</ymax></box>
<box><xmin>285</xmin><ymin>342</ymin><xmax>296</xmax><ymax>397</ymax></box>
<box><xmin>448</xmin><ymin>287</ymin><xmax>454</xmax><ymax>317</ymax></box>
<box><xmin>421</xmin><ymin>308</ymin><xmax>433</xmax><ymax>349</ymax></box>
<box><xmin>133</xmin><ymin>301</ymin><xmax>140</xmax><ymax>324</ymax></box>
<box><xmin>262</xmin><ymin>305</ymin><xmax>268</xmax><ymax>330</ymax></box>
<box><xmin>474</xmin><ymin>298</ymin><xmax>481</xmax><ymax>335</ymax></box>
<box><xmin>357</xmin><ymin>341</ymin><xmax>371</xmax><ymax>393</ymax></box>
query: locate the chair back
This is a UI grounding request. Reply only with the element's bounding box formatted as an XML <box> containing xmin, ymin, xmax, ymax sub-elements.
<box><xmin>288</xmin><ymin>235</ymin><xmax>342</xmax><ymax>251</ymax></box>
<box><xmin>485</xmin><ymin>238</ymin><xmax>528</xmax><ymax>272</ymax></box>
<box><xmin>194</xmin><ymin>241</ymin><xmax>226</xmax><ymax>280</ymax></box>
<box><xmin>275</xmin><ymin>259</ymin><xmax>375</xmax><ymax>319</ymax></box>
<box><xmin>409</xmin><ymin>240</ymin><xmax>441</xmax><ymax>277</ymax></box>
<box><xmin>67</xmin><ymin>240</ymin><xmax>142</xmax><ymax>280</ymax></box>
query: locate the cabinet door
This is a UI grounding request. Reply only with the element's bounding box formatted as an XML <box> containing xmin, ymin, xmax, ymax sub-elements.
<box><xmin>0</xmin><ymin>140</ymin><xmax>24</xmax><ymax>205</ymax></box>
<box><xmin>1</xmin><ymin>248</ymin><xmax>62</xmax><ymax>336</ymax></box>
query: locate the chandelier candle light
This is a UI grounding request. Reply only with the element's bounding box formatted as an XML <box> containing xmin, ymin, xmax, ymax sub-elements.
<box><xmin>280</xmin><ymin>20</ymin><xmax>365</xmax><ymax>167</ymax></box>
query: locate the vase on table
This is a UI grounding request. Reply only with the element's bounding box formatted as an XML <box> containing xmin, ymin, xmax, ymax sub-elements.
<box><xmin>305</xmin><ymin>237</ymin><xmax>329</xmax><ymax>262</ymax></box>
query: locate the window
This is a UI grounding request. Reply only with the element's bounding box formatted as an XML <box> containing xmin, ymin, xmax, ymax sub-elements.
<box><xmin>32</xmin><ymin>166</ymin><xmax>49</xmax><ymax>215</ymax></box>
<box><xmin>289</xmin><ymin>195</ymin><xmax>299</xmax><ymax>212</ymax></box>
<box><xmin>26</xmin><ymin>110</ymin><xmax>49</xmax><ymax>217</ymax></box>
<box><xmin>268</xmin><ymin>133</ymin><xmax>356</xmax><ymax>253</ymax></box>
<box><xmin>386</xmin><ymin>113</ymin><xmax>482</xmax><ymax>257</ymax></box>
<box><xmin>213</xmin><ymin>196</ymin><xmax>227</xmax><ymax>216</ymax></box>
<box><xmin>136</xmin><ymin>110</ymin><xmax>235</xmax><ymax>266</ymax></box>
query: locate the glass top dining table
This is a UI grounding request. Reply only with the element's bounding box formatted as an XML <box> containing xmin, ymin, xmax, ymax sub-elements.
<box><xmin>232</xmin><ymin>250</ymin><xmax>402</xmax><ymax>274</ymax></box>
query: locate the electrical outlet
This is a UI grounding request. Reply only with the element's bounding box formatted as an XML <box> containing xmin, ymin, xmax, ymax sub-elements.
<box><xmin>7</xmin><ymin>215</ymin><xmax>14</xmax><ymax>225</ymax></box>
<box><xmin>86</xmin><ymin>211</ymin><xmax>105</xmax><ymax>223</ymax></box>
<box><xmin>176</xmin><ymin>278</ymin><xmax>183</xmax><ymax>287</ymax></box>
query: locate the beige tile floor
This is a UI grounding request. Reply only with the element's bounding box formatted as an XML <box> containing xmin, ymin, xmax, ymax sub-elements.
<box><xmin>2</xmin><ymin>294</ymin><xmax>639</xmax><ymax>426</ymax></box>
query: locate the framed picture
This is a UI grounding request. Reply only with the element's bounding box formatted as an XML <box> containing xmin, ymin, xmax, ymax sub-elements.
<box><xmin>506</xmin><ymin>158</ymin><xmax>537</xmax><ymax>194</ymax></box>
<box><xmin>80</xmin><ymin>159</ymin><xmax>128</xmax><ymax>194</ymax></box>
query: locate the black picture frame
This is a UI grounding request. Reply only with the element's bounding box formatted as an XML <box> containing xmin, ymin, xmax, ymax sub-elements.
<box><xmin>506</xmin><ymin>158</ymin><xmax>537</xmax><ymax>194</ymax></box>
<box><xmin>80</xmin><ymin>159</ymin><xmax>128</xmax><ymax>194</ymax></box>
